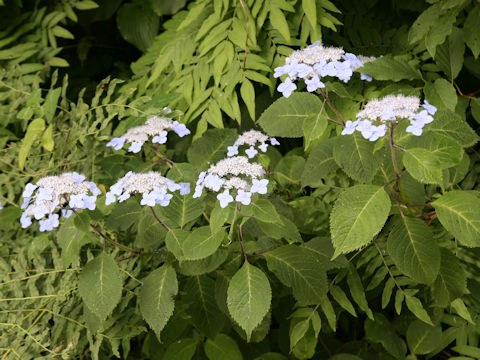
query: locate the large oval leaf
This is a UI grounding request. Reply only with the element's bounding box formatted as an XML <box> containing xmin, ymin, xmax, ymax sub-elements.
<box><xmin>79</xmin><ymin>253</ymin><xmax>122</xmax><ymax>320</ymax></box>
<box><xmin>387</xmin><ymin>216</ymin><xmax>440</xmax><ymax>284</ymax></box>
<box><xmin>330</xmin><ymin>185</ymin><xmax>390</xmax><ymax>257</ymax></box>
<box><xmin>227</xmin><ymin>263</ymin><xmax>271</xmax><ymax>341</ymax></box>
<box><xmin>182</xmin><ymin>226</ymin><xmax>226</xmax><ymax>260</ymax></box>
<box><xmin>433</xmin><ymin>190</ymin><xmax>480</xmax><ymax>247</ymax></box>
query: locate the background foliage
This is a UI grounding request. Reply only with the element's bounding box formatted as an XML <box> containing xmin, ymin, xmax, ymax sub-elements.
<box><xmin>1</xmin><ymin>0</ymin><xmax>480</xmax><ymax>359</ymax></box>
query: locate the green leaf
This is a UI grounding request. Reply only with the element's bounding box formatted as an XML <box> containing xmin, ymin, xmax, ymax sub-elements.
<box><xmin>424</xmin><ymin>109</ymin><xmax>479</xmax><ymax>148</ymax></box>
<box><xmin>333</xmin><ymin>133</ymin><xmax>379</xmax><ymax>183</ymax></box>
<box><xmin>358</xmin><ymin>55</ymin><xmax>421</xmax><ymax>81</ymax></box>
<box><xmin>464</xmin><ymin>6</ymin><xmax>480</xmax><ymax>58</ymax></box>
<box><xmin>301</xmin><ymin>139</ymin><xmax>338</xmax><ymax>187</ymax></box>
<box><xmin>210</xmin><ymin>201</ymin><xmax>232</xmax><ymax>232</ymax></box>
<box><xmin>451</xmin><ymin>298</ymin><xmax>474</xmax><ymax>324</ymax></box>
<box><xmin>406</xmin><ymin>320</ymin><xmax>442</xmax><ymax>355</ymax></box>
<box><xmin>424</xmin><ymin>78</ymin><xmax>457</xmax><ymax>111</ymax></box>
<box><xmin>347</xmin><ymin>266</ymin><xmax>373</xmax><ymax>319</ymax></box>
<box><xmin>405</xmin><ymin>295</ymin><xmax>432</xmax><ymax>325</ymax></box>
<box><xmin>79</xmin><ymin>254</ymin><xmax>122</xmax><ymax>320</ymax></box>
<box><xmin>139</xmin><ymin>265</ymin><xmax>178</xmax><ymax>339</ymax></box>
<box><xmin>18</xmin><ymin>118</ymin><xmax>45</xmax><ymax>170</ymax></box>
<box><xmin>43</xmin><ymin>87</ymin><xmax>61</xmax><ymax>123</ymax></box>
<box><xmin>290</xmin><ymin>319</ymin><xmax>310</xmax><ymax>350</ymax></box>
<box><xmin>433</xmin><ymin>190</ymin><xmax>480</xmax><ymax>247</ymax></box>
<box><xmin>251</xmin><ymin>199</ymin><xmax>283</xmax><ymax>225</ymax></box>
<box><xmin>40</xmin><ymin>125</ymin><xmax>54</xmax><ymax>152</ymax></box>
<box><xmin>52</xmin><ymin>25</ymin><xmax>74</xmax><ymax>39</ymax></box>
<box><xmin>116</xmin><ymin>2</ymin><xmax>159</xmax><ymax>51</ymax></box>
<box><xmin>257</xmin><ymin>214</ymin><xmax>301</xmax><ymax>243</ymax></box>
<box><xmin>204</xmin><ymin>334</ymin><xmax>243</xmax><ymax>360</ymax></box>
<box><xmin>164</xmin><ymin>338</ymin><xmax>198</xmax><ymax>360</ymax></box>
<box><xmin>435</xmin><ymin>27</ymin><xmax>465</xmax><ymax>79</ymax></box>
<box><xmin>408</xmin><ymin>133</ymin><xmax>463</xmax><ymax>168</ymax></box>
<box><xmin>136</xmin><ymin>213</ymin><xmax>167</xmax><ymax>248</ymax></box>
<box><xmin>403</xmin><ymin>148</ymin><xmax>443</xmax><ymax>184</ymax></box>
<box><xmin>451</xmin><ymin>345</ymin><xmax>480</xmax><ymax>358</ymax></box>
<box><xmin>330</xmin><ymin>185</ymin><xmax>390</xmax><ymax>257</ymax></box>
<box><xmin>387</xmin><ymin>216</ymin><xmax>440</xmax><ymax>284</ymax></box>
<box><xmin>47</xmin><ymin>57</ymin><xmax>69</xmax><ymax>67</ymax></box>
<box><xmin>408</xmin><ymin>4</ymin><xmax>442</xmax><ymax>44</ymax></box>
<box><xmin>182</xmin><ymin>226</ymin><xmax>226</xmax><ymax>260</ymax></box>
<box><xmin>187</xmin><ymin>129</ymin><xmax>237</xmax><ymax>171</ymax></box>
<box><xmin>425</xmin><ymin>14</ymin><xmax>455</xmax><ymax>57</ymax></box>
<box><xmin>265</xmin><ymin>245</ymin><xmax>327</xmax><ymax>304</ymax></box>
<box><xmin>302</xmin><ymin>111</ymin><xmax>328</xmax><ymax>151</ymax></box>
<box><xmin>185</xmin><ymin>276</ymin><xmax>226</xmax><ymax>338</ymax></box>
<box><xmin>165</xmin><ymin>229</ymin><xmax>188</xmax><ymax>259</ymax></box>
<box><xmin>75</xmin><ymin>0</ymin><xmax>99</xmax><ymax>10</ymax></box>
<box><xmin>106</xmin><ymin>199</ymin><xmax>142</xmax><ymax>231</ymax></box>
<box><xmin>240</xmin><ymin>79</ymin><xmax>256</xmax><ymax>121</ymax></box>
<box><xmin>258</xmin><ymin>93</ymin><xmax>324</xmax><ymax>138</ymax></box>
<box><xmin>178</xmin><ymin>251</ymin><xmax>228</xmax><ymax>276</ymax></box>
<box><xmin>269</xmin><ymin>7</ymin><xmax>290</xmax><ymax>41</ymax></box>
<box><xmin>432</xmin><ymin>248</ymin><xmax>466</xmax><ymax>307</ymax></box>
<box><xmin>365</xmin><ymin>313</ymin><xmax>407</xmax><ymax>360</ymax></box>
<box><xmin>158</xmin><ymin>193</ymin><xmax>205</xmax><ymax>228</ymax></box>
<box><xmin>227</xmin><ymin>262</ymin><xmax>271</xmax><ymax>341</ymax></box>
<box><xmin>330</xmin><ymin>286</ymin><xmax>356</xmax><ymax>317</ymax></box>
<box><xmin>302</xmin><ymin>0</ymin><xmax>316</xmax><ymax>29</ymax></box>
<box><xmin>56</xmin><ymin>216</ymin><xmax>91</xmax><ymax>267</ymax></box>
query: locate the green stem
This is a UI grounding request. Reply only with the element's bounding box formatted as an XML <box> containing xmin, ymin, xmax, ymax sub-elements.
<box><xmin>90</xmin><ymin>224</ymin><xmax>141</xmax><ymax>254</ymax></box>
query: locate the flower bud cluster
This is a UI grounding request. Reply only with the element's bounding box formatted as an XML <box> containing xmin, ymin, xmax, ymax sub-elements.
<box><xmin>106</xmin><ymin>113</ymin><xmax>190</xmax><ymax>153</ymax></box>
<box><xmin>193</xmin><ymin>156</ymin><xmax>269</xmax><ymax>208</ymax></box>
<box><xmin>227</xmin><ymin>130</ymin><xmax>280</xmax><ymax>158</ymax></box>
<box><xmin>105</xmin><ymin>171</ymin><xmax>190</xmax><ymax>207</ymax></box>
<box><xmin>274</xmin><ymin>41</ymin><xmax>375</xmax><ymax>97</ymax></box>
<box><xmin>20</xmin><ymin>172</ymin><xmax>101</xmax><ymax>231</ymax></box>
<box><xmin>341</xmin><ymin>95</ymin><xmax>437</xmax><ymax>141</ymax></box>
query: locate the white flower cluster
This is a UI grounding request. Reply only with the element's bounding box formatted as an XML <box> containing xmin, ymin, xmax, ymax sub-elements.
<box><xmin>342</xmin><ymin>95</ymin><xmax>437</xmax><ymax>141</ymax></box>
<box><xmin>105</xmin><ymin>171</ymin><xmax>190</xmax><ymax>207</ymax></box>
<box><xmin>193</xmin><ymin>156</ymin><xmax>269</xmax><ymax>208</ymax></box>
<box><xmin>227</xmin><ymin>130</ymin><xmax>280</xmax><ymax>158</ymax></box>
<box><xmin>106</xmin><ymin>112</ymin><xmax>190</xmax><ymax>153</ymax></box>
<box><xmin>274</xmin><ymin>41</ymin><xmax>375</xmax><ymax>97</ymax></box>
<box><xmin>20</xmin><ymin>172</ymin><xmax>101</xmax><ymax>232</ymax></box>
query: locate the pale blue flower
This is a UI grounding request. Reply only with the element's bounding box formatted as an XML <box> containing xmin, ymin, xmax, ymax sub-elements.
<box><xmin>360</xmin><ymin>73</ymin><xmax>372</xmax><ymax>81</ymax></box>
<box><xmin>37</xmin><ymin>187</ymin><xmax>54</xmax><ymax>202</ymax></box>
<box><xmin>71</xmin><ymin>172</ymin><xmax>86</xmax><ymax>184</ymax></box>
<box><xmin>305</xmin><ymin>75</ymin><xmax>325</xmax><ymax>92</ymax></box>
<box><xmin>334</xmin><ymin>61</ymin><xmax>353</xmax><ymax>82</ymax></box>
<box><xmin>128</xmin><ymin>142</ymin><xmax>143</xmax><ymax>153</ymax></box>
<box><xmin>20</xmin><ymin>212</ymin><xmax>32</xmax><ymax>228</ymax></box>
<box><xmin>140</xmin><ymin>191</ymin><xmax>157</xmax><ymax>207</ymax></box>
<box><xmin>245</xmin><ymin>146</ymin><xmax>258</xmax><ymax>158</ymax></box>
<box><xmin>273</xmin><ymin>64</ymin><xmax>290</xmax><ymax>78</ymax></box>
<box><xmin>367</xmin><ymin>124</ymin><xmax>387</xmax><ymax>141</ymax></box>
<box><xmin>61</xmin><ymin>209</ymin><xmax>73</xmax><ymax>218</ymax></box>
<box><xmin>296</xmin><ymin>64</ymin><xmax>313</xmax><ymax>78</ymax></box>
<box><xmin>172</xmin><ymin>121</ymin><xmax>191</xmax><ymax>137</ymax></box>
<box><xmin>227</xmin><ymin>145</ymin><xmax>239</xmax><ymax>157</ymax></box>
<box><xmin>83</xmin><ymin>196</ymin><xmax>97</xmax><ymax>210</ymax></box>
<box><xmin>341</xmin><ymin>120</ymin><xmax>359</xmax><ymax>135</ymax></box>
<box><xmin>356</xmin><ymin>120</ymin><xmax>375</xmax><ymax>139</ymax></box>
<box><xmin>87</xmin><ymin>182</ymin><xmax>102</xmax><ymax>196</ymax></box>
<box><xmin>106</xmin><ymin>137</ymin><xmax>126</xmax><ymax>150</ymax></box>
<box><xmin>342</xmin><ymin>53</ymin><xmax>363</xmax><ymax>69</ymax></box>
<box><xmin>110</xmin><ymin>183</ymin><xmax>124</xmax><ymax>196</ymax></box>
<box><xmin>22</xmin><ymin>183</ymin><xmax>37</xmax><ymax>198</ymax></box>
<box><xmin>251</xmin><ymin>179</ymin><xmax>268</xmax><ymax>194</ymax></box>
<box><xmin>39</xmin><ymin>214</ymin><xmax>59</xmax><ymax>232</ymax></box>
<box><xmin>157</xmin><ymin>193</ymin><xmax>173</xmax><ymax>206</ymax></box>
<box><xmin>152</xmin><ymin>130</ymin><xmax>168</xmax><ymax>144</ymax></box>
<box><xmin>193</xmin><ymin>184</ymin><xmax>204</xmax><ymax>198</ymax></box>
<box><xmin>270</xmin><ymin>138</ymin><xmax>280</xmax><ymax>146</ymax></box>
<box><xmin>236</xmin><ymin>190</ymin><xmax>252</xmax><ymax>205</ymax></box>
<box><xmin>118</xmin><ymin>192</ymin><xmax>131</xmax><ymax>202</ymax></box>
<box><xmin>179</xmin><ymin>182</ymin><xmax>190</xmax><ymax>195</ymax></box>
<box><xmin>277</xmin><ymin>78</ymin><xmax>297</xmax><ymax>98</ymax></box>
<box><xmin>69</xmin><ymin>194</ymin><xmax>85</xmax><ymax>209</ymax></box>
<box><xmin>21</xmin><ymin>197</ymin><xmax>31</xmax><ymax>209</ymax></box>
<box><xmin>217</xmin><ymin>189</ymin><xmax>234</xmax><ymax>208</ymax></box>
<box><xmin>259</xmin><ymin>142</ymin><xmax>268</xmax><ymax>152</ymax></box>
<box><xmin>105</xmin><ymin>192</ymin><xmax>116</xmax><ymax>205</ymax></box>
<box><xmin>33</xmin><ymin>204</ymin><xmax>49</xmax><ymax>220</ymax></box>
<box><xmin>422</xmin><ymin>100</ymin><xmax>437</xmax><ymax>115</ymax></box>
<box><xmin>406</xmin><ymin>122</ymin><xmax>424</xmax><ymax>136</ymax></box>
<box><xmin>414</xmin><ymin>110</ymin><xmax>434</xmax><ymax>126</ymax></box>
<box><xmin>204</xmin><ymin>174</ymin><xmax>224</xmax><ymax>192</ymax></box>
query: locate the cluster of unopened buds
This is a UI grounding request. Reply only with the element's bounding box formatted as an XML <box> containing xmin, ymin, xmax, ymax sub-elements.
<box><xmin>274</xmin><ymin>41</ymin><xmax>375</xmax><ymax>97</ymax></box>
<box><xmin>20</xmin><ymin>172</ymin><xmax>101</xmax><ymax>232</ymax></box>
<box><xmin>106</xmin><ymin>110</ymin><xmax>190</xmax><ymax>153</ymax></box>
<box><xmin>227</xmin><ymin>130</ymin><xmax>279</xmax><ymax>158</ymax></box>
<box><xmin>105</xmin><ymin>171</ymin><xmax>189</xmax><ymax>207</ymax></box>
<box><xmin>341</xmin><ymin>95</ymin><xmax>437</xmax><ymax>141</ymax></box>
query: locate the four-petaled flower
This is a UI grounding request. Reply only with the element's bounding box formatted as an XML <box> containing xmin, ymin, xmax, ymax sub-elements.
<box><xmin>217</xmin><ymin>189</ymin><xmax>234</xmax><ymax>208</ymax></box>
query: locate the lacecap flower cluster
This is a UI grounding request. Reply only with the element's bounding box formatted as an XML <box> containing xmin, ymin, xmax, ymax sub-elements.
<box><xmin>105</xmin><ymin>171</ymin><xmax>190</xmax><ymax>207</ymax></box>
<box><xmin>194</xmin><ymin>130</ymin><xmax>275</xmax><ymax>208</ymax></box>
<box><xmin>106</xmin><ymin>112</ymin><xmax>190</xmax><ymax>153</ymax></box>
<box><xmin>20</xmin><ymin>172</ymin><xmax>101</xmax><ymax>231</ymax></box>
<box><xmin>274</xmin><ymin>41</ymin><xmax>375</xmax><ymax>97</ymax></box>
<box><xmin>341</xmin><ymin>95</ymin><xmax>437</xmax><ymax>141</ymax></box>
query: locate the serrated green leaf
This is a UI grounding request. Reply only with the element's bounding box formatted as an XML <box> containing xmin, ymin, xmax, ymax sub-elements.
<box><xmin>406</xmin><ymin>320</ymin><xmax>442</xmax><ymax>355</ymax></box>
<box><xmin>435</xmin><ymin>27</ymin><xmax>465</xmax><ymax>79</ymax></box>
<box><xmin>210</xmin><ymin>201</ymin><xmax>232</xmax><ymax>232</ymax></box>
<box><xmin>18</xmin><ymin>118</ymin><xmax>45</xmax><ymax>170</ymax></box>
<box><xmin>165</xmin><ymin>229</ymin><xmax>188</xmax><ymax>259</ymax></box>
<box><xmin>187</xmin><ymin>129</ymin><xmax>237</xmax><ymax>170</ymax></box>
<box><xmin>333</xmin><ymin>133</ymin><xmax>379</xmax><ymax>183</ymax></box>
<box><xmin>359</xmin><ymin>55</ymin><xmax>421</xmax><ymax>81</ymax></box>
<box><xmin>251</xmin><ymin>199</ymin><xmax>283</xmax><ymax>225</ymax></box>
<box><xmin>301</xmin><ymin>138</ymin><xmax>338</xmax><ymax>187</ymax></box>
<box><xmin>204</xmin><ymin>334</ymin><xmax>243</xmax><ymax>360</ymax></box>
<box><xmin>258</xmin><ymin>93</ymin><xmax>323</xmax><ymax>138</ymax></box>
<box><xmin>432</xmin><ymin>248</ymin><xmax>466</xmax><ymax>307</ymax></box>
<box><xmin>408</xmin><ymin>133</ymin><xmax>463</xmax><ymax>168</ymax></box>
<box><xmin>405</xmin><ymin>295</ymin><xmax>432</xmax><ymax>325</ymax></box>
<box><xmin>424</xmin><ymin>78</ymin><xmax>457</xmax><ymax>111</ymax></box>
<box><xmin>387</xmin><ymin>216</ymin><xmax>440</xmax><ymax>284</ymax></box>
<box><xmin>408</xmin><ymin>4</ymin><xmax>442</xmax><ymax>44</ymax></box>
<box><xmin>227</xmin><ymin>263</ymin><xmax>271</xmax><ymax>341</ymax></box>
<box><xmin>265</xmin><ymin>245</ymin><xmax>327</xmax><ymax>304</ymax></box>
<box><xmin>330</xmin><ymin>285</ymin><xmax>356</xmax><ymax>317</ymax></box>
<box><xmin>302</xmin><ymin>0</ymin><xmax>316</xmax><ymax>29</ymax></box>
<box><xmin>330</xmin><ymin>185</ymin><xmax>390</xmax><ymax>257</ymax></box>
<box><xmin>425</xmin><ymin>14</ymin><xmax>455</xmax><ymax>57</ymax></box>
<box><xmin>302</xmin><ymin>111</ymin><xmax>328</xmax><ymax>151</ymax></box>
<box><xmin>48</xmin><ymin>57</ymin><xmax>69</xmax><ymax>67</ymax></box>
<box><xmin>164</xmin><ymin>338</ymin><xmax>198</xmax><ymax>360</ymax></box>
<box><xmin>240</xmin><ymin>79</ymin><xmax>256</xmax><ymax>121</ymax></box>
<box><xmin>464</xmin><ymin>6</ymin><xmax>480</xmax><ymax>58</ymax></box>
<box><xmin>290</xmin><ymin>318</ymin><xmax>309</xmax><ymax>350</ymax></box>
<box><xmin>57</xmin><ymin>216</ymin><xmax>91</xmax><ymax>267</ymax></box>
<box><xmin>424</xmin><ymin>109</ymin><xmax>478</xmax><ymax>147</ymax></box>
<box><xmin>182</xmin><ymin>226</ymin><xmax>226</xmax><ymax>260</ymax></box>
<box><xmin>136</xmin><ymin>213</ymin><xmax>167</xmax><ymax>248</ymax></box>
<box><xmin>365</xmin><ymin>313</ymin><xmax>407</xmax><ymax>360</ymax></box>
<box><xmin>403</xmin><ymin>148</ymin><xmax>443</xmax><ymax>184</ymax></box>
<box><xmin>116</xmin><ymin>2</ymin><xmax>159</xmax><ymax>51</ymax></box>
<box><xmin>158</xmin><ymin>192</ymin><xmax>205</xmax><ymax>228</ymax></box>
<box><xmin>106</xmin><ymin>199</ymin><xmax>142</xmax><ymax>231</ymax></box>
<box><xmin>75</xmin><ymin>0</ymin><xmax>99</xmax><ymax>10</ymax></box>
<box><xmin>178</xmin><ymin>250</ymin><xmax>228</xmax><ymax>276</ymax></box>
<box><xmin>40</xmin><ymin>125</ymin><xmax>54</xmax><ymax>151</ymax></box>
<box><xmin>185</xmin><ymin>276</ymin><xmax>226</xmax><ymax>338</ymax></box>
<box><xmin>269</xmin><ymin>7</ymin><xmax>290</xmax><ymax>41</ymax></box>
<box><xmin>79</xmin><ymin>253</ymin><xmax>122</xmax><ymax>320</ymax></box>
<box><xmin>43</xmin><ymin>87</ymin><xmax>61</xmax><ymax>123</ymax></box>
<box><xmin>433</xmin><ymin>190</ymin><xmax>480</xmax><ymax>247</ymax></box>
<box><xmin>139</xmin><ymin>265</ymin><xmax>178</xmax><ymax>339</ymax></box>
<box><xmin>451</xmin><ymin>298</ymin><xmax>474</xmax><ymax>324</ymax></box>
<box><xmin>347</xmin><ymin>266</ymin><xmax>373</xmax><ymax>319</ymax></box>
